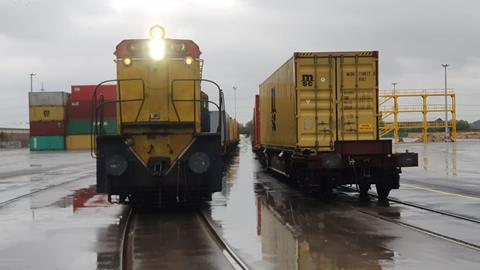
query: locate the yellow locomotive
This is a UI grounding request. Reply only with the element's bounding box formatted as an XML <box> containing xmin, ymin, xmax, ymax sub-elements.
<box><xmin>93</xmin><ymin>26</ymin><xmax>230</xmax><ymax>206</ymax></box>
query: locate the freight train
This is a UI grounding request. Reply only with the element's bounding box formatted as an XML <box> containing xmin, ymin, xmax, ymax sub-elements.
<box><xmin>252</xmin><ymin>52</ymin><xmax>418</xmax><ymax>202</ymax></box>
<box><xmin>93</xmin><ymin>26</ymin><xmax>239</xmax><ymax>206</ymax></box>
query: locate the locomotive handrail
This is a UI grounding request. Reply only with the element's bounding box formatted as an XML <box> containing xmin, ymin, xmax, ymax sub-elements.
<box><xmin>170</xmin><ymin>79</ymin><xmax>224</xmax><ymax>136</ymax></box>
<box><xmin>90</xmin><ymin>78</ymin><xmax>146</xmax><ymax>158</ymax></box>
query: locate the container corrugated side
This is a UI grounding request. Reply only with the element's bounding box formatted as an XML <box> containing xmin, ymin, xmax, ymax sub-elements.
<box><xmin>67</xmin><ymin>101</ymin><xmax>117</xmax><ymax>120</ymax></box>
<box><xmin>295</xmin><ymin>51</ymin><xmax>378</xmax><ymax>149</ymax></box>
<box><xmin>259</xmin><ymin>57</ymin><xmax>297</xmax><ymax>148</ymax></box>
<box><xmin>30</xmin><ymin>121</ymin><xmax>66</xmax><ymax>136</ymax></box>
<box><xmin>66</xmin><ymin>135</ymin><xmax>92</xmax><ymax>150</ymax></box>
<box><xmin>67</xmin><ymin>120</ymin><xmax>117</xmax><ymax>135</ymax></box>
<box><xmin>29</xmin><ymin>92</ymin><xmax>70</xmax><ymax>106</ymax></box>
<box><xmin>29</xmin><ymin>106</ymin><xmax>66</xmax><ymax>121</ymax></box>
<box><xmin>259</xmin><ymin>51</ymin><xmax>378</xmax><ymax>152</ymax></box>
<box><xmin>71</xmin><ymin>85</ymin><xmax>117</xmax><ymax>101</ymax></box>
<box><xmin>29</xmin><ymin>136</ymin><xmax>65</xmax><ymax>151</ymax></box>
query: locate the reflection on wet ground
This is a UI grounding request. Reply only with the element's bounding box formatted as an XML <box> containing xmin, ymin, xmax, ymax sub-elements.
<box><xmin>394</xmin><ymin>141</ymin><xmax>479</xmax><ymax>180</ymax></box>
<box><xmin>210</xmin><ymin>138</ymin><xmax>480</xmax><ymax>270</ymax></box>
<box><xmin>128</xmin><ymin>210</ymin><xmax>234</xmax><ymax>270</ymax></box>
<box><xmin>0</xmin><ymin>141</ymin><xmax>479</xmax><ymax>269</ymax></box>
<box><xmin>391</xmin><ymin>142</ymin><xmax>480</xmax><ymax>220</ymax></box>
<box><xmin>0</xmin><ymin>150</ymin><xmax>128</xmax><ymax>270</ymax></box>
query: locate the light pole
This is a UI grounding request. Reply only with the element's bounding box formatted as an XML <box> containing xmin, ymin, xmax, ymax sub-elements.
<box><xmin>442</xmin><ymin>64</ymin><xmax>449</xmax><ymax>142</ymax></box>
<box><xmin>392</xmin><ymin>82</ymin><xmax>397</xmax><ymax>95</ymax></box>
<box><xmin>232</xmin><ymin>86</ymin><xmax>237</xmax><ymax>119</ymax></box>
<box><xmin>29</xmin><ymin>73</ymin><xmax>36</xmax><ymax>92</ymax></box>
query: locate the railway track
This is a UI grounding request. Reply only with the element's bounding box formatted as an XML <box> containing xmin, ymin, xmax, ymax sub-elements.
<box><xmin>120</xmin><ymin>207</ymin><xmax>134</xmax><ymax>270</ymax></box>
<box><xmin>197</xmin><ymin>210</ymin><xmax>250</xmax><ymax>270</ymax></box>
<box><xmin>0</xmin><ymin>172</ymin><xmax>94</xmax><ymax>208</ymax></box>
<box><xmin>340</xmin><ymin>186</ymin><xmax>480</xmax><ymax>224</ymax></box>
<box><xmin>337</xmin><ymin>187</ymin><xmax>480</xmax><ymax>251</ymax></box>
<box><xmin>120</xmin><ymin>207</ymin><xmax>249</xmax><ymax>270</ymax></box>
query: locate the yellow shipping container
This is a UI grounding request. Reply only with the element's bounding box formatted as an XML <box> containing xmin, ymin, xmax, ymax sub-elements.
<box><xmin>29</xmin><ymin>106</ymin><xmax>66</xmax><ymax>122</ymax></box>
<box><xmin>66</xmin><ymin>135</ymin><xmax>92</xmax><ymax>150</ymax></box>
<box><xmin>259</xmin><ymin>51</ymin><xmax>378</xmax><ymax>152</ymax></box>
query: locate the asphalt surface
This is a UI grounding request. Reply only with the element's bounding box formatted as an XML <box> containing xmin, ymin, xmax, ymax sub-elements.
<box><xmin>392</xmin><ymin>141</ymin><xmax>480</xmax><ymax>220</ymax></box>
<box><xmin>0</xmin><ymin>140</ymin><xmax>479</xmax><ymax>269</ymax></box>
<box><xmin>0</xmin><ymin>150</ymin><xmax>128</xmax><ymax>270</ymax></box>
<box><xmin>208</xmin><ymin>138</ymin><xmax>480</xmax><ymax>269</ymax></box>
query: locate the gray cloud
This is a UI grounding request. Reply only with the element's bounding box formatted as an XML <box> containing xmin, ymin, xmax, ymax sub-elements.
<box><xmin>1</xmin><ymin>0</ymin><xmax>479</xmax><ymax>127</ymax></box>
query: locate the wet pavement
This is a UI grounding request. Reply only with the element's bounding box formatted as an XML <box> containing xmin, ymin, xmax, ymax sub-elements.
<box><xmin>0</xmin><ymin>150</ymin><xmax>128</xmax><ymax>270</ymax></box>
<box><xmin>208</xmin><ymin>138</ymin><xmax>480</xmax><ymax>269</ymax></box>
<box><xmin>1</xmin><ymin>140</ymin><xmax>479</xmax><ymax>269</ymax></box>
<box><xmin>392</xmin><ymin>141</ymin><xmax>480</xmax><ymax>220</ymax></box>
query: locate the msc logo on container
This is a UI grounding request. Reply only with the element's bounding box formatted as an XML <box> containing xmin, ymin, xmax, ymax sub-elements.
<box><xmin>302</xmin><ymin>74</ymin><xmax>314</xmax><ymax>86</ymax></box>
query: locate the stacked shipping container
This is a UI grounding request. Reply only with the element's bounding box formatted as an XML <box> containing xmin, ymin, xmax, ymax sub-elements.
<box><xmin>66</xmin><ymin>85</ymin><xmax>117</xmax><ymax>150</ymax></box>
<box><xmin>28</xmin><ymin>92</ymin><xmax>70</xmax><ymax>151</ymax></box>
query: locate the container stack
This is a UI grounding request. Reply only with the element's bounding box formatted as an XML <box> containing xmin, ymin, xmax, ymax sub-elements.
<box><xmin>66</xmin><ymin>85</ymin><xmax>118</xmax><ymax>150</ymax></box>
<box><xmin>28</xmin><ymin>92</ymin><xmax>70</xmax><ymax>151</ymax></box>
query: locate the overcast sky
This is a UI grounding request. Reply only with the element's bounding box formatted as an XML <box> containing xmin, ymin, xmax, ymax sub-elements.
<box><xmin>1</xmin><ymin>0</ymin><xmax>479</xmax><ymax>127</ymax></box>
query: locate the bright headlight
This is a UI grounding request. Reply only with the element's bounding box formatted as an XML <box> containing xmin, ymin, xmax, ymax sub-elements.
<box><xmin>185</xmin><ymin>56</ymin><xmax>193</xmax><ymax>65</ymax></box>
<box><xmin>148</xmin><ymin>38</ymin><xmax>165</xmax><ymax>60</ymax></box>
<box><xmin>122</xmin><ymin>57</ymin><xmax>132</xmax><ymax>66</ymax></box>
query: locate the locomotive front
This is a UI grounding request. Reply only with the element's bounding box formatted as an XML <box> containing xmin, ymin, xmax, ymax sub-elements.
<box><xmin>94</xmin><ymin>26</ymin><xmax>224</xmax><ymax>206</ymax></box>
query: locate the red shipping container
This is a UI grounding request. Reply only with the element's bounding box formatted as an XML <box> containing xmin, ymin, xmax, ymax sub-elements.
<box><xmin>30</xmin><ymin>121</ymin><xmax>66</xmax><ymax>136</ymax></box>
<box><xmin>71</xmin><ymin>85</ymin><xmax>117</xmax><ymax>102</ymax></box>
<box><xmin>254</xmin><ymin>94</ymin><xmax>261</xmax><ymax>146</ymax></box>
<box><xmin>68</xmin><ymin>101</ymin><xmax>117</xmax><ymax>120</ymax></box>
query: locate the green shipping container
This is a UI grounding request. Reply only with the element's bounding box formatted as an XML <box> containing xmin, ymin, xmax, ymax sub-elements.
<box><xmin>67</xmin><ymin>120</ymin><xmax>117</xmax><ymax>135</ymax></box>
<box><xmin>30</xmin><ymin>136</ymin><xmax>65</xmax><ymax>151</ymax></box>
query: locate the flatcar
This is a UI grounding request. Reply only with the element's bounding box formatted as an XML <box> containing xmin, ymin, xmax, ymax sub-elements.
<box><xmin>252</xmin><ymin>51</ymin><xmax>418</xmax><ymax>202</ymax></box>
<box><xmin>93</xmin><ymin>26</ymin><xmax>236</xmax><ymax>206</ymax></box>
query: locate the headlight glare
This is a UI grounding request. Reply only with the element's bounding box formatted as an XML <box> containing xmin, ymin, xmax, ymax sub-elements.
<box><xmin>149</xmin><ymin>39</ymin><xmax>166</xmax><ymax>60</ymax></box>
<box><xmin>122</xmin><ymin>57</ymin><xmax>132</xmax><ymax>66</ymax></box>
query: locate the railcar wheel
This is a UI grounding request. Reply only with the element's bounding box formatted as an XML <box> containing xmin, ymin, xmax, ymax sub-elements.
<box><xmin>359</xmin><ymin>183</ymin><xmax>370</xmax><ymax>202</ymax></box>
<box><xmin>376</xmin><ymin>184</ymin><xmax>391</xmax><ymax>202</ymax></box>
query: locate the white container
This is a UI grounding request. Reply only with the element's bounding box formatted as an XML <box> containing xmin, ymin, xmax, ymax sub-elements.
<box><xmin>29</xmin><ymin>92</ymin><xmax>70</xmax><ymax>107</ymax></box>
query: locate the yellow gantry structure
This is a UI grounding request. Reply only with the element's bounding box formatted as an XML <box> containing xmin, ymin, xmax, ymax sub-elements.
<box><xmin>379</xmin><ymin>89</ymin><xmax>456</xmax><ymax>143</ymax></box>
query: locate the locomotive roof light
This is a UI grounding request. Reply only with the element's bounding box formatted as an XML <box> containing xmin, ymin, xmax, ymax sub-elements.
<box><xmin>149</xmin><ymin>25</ymin><xmax>166</xmax><ymax>39</ymax></box>
<box><xmin>185</xmin><ymin>56</ymin><xmax>193</xmax><ymax>65</ymax></box>
<box><xmin>148</xmin><ymin>25</ymin><xmax>166</xmax><ymax>60</ymax></box>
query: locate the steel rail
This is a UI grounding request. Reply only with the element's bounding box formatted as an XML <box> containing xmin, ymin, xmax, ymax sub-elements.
<box><xmin>197</xmin><ymin>210</ymin><xmax>250</xmax><ymax>270</ymax></box>
<box><xmin>337</xmin><ymin>188</ymin><xmax>480</xmax><ymax>251</ymax></box>
<box><xmin>0</xmin><ymin>172</ymin><xmax>94</xmax><ymax>208</ymax></box>
<box><xmin>120</xmin><ymin>207</ymin><xmax>134</xmax><ymax>270</ymax></box>
<box><xmin>340</xmin><ymin>186</ymin><xmax>480</xmax><ymax>224</ymax></box>
<box><xmin>354</xmin><ymin>206</ymin><xmax>480</xmax><ymax>251</ymax></box>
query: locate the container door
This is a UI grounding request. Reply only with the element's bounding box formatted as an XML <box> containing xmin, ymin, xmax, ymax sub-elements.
<box><xmin>296</xmin><ymin>56</ymin><xmax>336</xmax><ymax>151</ymax></box>
<box><xmin>336</xmin><ymin>54</ymin><xmax>378</xmax><ymax>141</ymax></box>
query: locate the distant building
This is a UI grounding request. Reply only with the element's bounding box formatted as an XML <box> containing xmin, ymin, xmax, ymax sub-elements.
<box><xmin>0</xmin><ymin>127</ymin><xmax>29</xmax><ymax>148</ymax></box>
